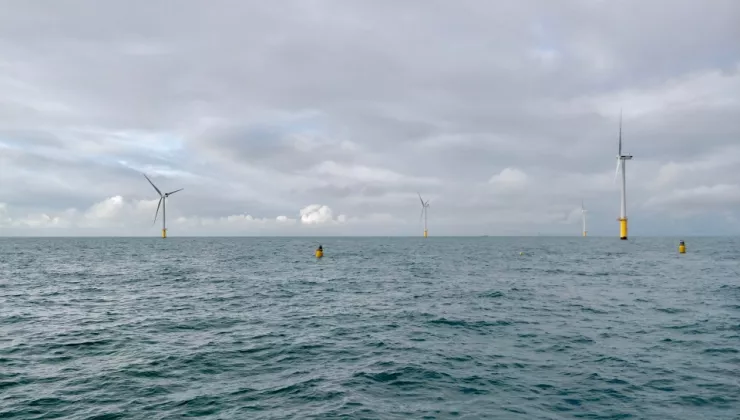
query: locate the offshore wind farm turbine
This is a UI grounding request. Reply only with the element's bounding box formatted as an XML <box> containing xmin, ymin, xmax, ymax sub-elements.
<box><xmin>143</xmin><ymin>174</ymin><xmax>183</xmax><ymax>238</ymax></box>
<box><xmin>581</xmin><ymin>200</ymin><xmax>587</xmax><ymax>237</ymax></box>
<box><xmin>614</xmin><ymin>111</ymin><xmax>633</xmax><ymax>240</ymax></box>
<box><xmin>418</xmin><ymin>193</ymin><xmax>430</xmax><ymax>238</ymax></box>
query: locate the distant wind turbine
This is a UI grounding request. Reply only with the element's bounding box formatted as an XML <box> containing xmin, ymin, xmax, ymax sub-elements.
<box><xmin>418</xmin><ymin>193</ymin><xmax>430</xmax><ymax>238</ymax></box>
<box><xmin>143</xmin><ymin>173</ymin><xmax>183</xmax><ymax>238</ymax></box>
<box><xmin>581</xmin><ymin>200</ymin><xmax>587</xmax><ymax>237</ymax></box>
<box><xmin>614</xmin><ymin>110</ymin><xmax>633</xmax><ymax>240</ymax></box>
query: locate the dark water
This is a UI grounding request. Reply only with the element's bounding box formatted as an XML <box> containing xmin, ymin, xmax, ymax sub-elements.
<box><xmin>1</xmin><ymin>237</ymin><xmax>738</xmax><ymax>419</ymax></box>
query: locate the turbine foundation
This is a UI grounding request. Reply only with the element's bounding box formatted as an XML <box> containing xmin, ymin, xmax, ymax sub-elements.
<box><xmin>162</xmin><ymin>228</ymin><xmax>167</xmax><ymax>239</ymax></box>
<box><xmin>619</xmin><ymin>218</ymin><xmax>628</xmax><ymax>240</ymax></box>
<box><xmin>423</xmin><ymin>229</ymin><xmax>428</xmax><ymax>238</ymax></box>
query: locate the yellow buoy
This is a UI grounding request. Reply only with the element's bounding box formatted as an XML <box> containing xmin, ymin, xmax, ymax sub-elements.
<box><xmin>678</xmin><ymin>240</ymin><xmax>686</xmax><ymax>254</ymax></box>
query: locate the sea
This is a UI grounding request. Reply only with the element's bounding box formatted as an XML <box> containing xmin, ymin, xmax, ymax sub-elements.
<box><xmin>0</xmin><ymin>236</ymin><xmax>738</xmax><ymax>419</ymax></box>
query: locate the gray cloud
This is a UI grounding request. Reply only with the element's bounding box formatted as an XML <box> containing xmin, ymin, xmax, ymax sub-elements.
<box><xmin>0</xmin><ymin>0</ymin><xmax>739</xmax><ymax>236</ymax></box>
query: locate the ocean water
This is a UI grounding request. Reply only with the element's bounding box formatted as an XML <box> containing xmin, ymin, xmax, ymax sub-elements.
<box><xmin>0</xmin><ymin>236</ymin><xmax>738</xmax><ymax>419</ymax></box>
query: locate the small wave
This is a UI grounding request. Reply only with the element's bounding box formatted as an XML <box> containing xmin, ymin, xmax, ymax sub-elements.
<box><xmin>0</xmin><ymin>379</ymin><xmax>27</xmax><ymax>391</ymax></box>
<box><xmin>48</xmin><ymin>339</ymin><xmax>114</xmax><ymax>350</ymax></box>
<box><xmin>459</xmin><ymin>386</ymin><xmax>489</xmax><ymax>395</ymax></box>
<box><xmin>703</xmin><ymin>348</ymin><xmax>739</xmax><ymax>354</ymax></box>
<box><xmin>571</xmin><ymin>304</ymin><xmax>609</xmax><ymax>315</ymax></box>
<box><xmin>86</xmin><ymin>413</ymin><xmax>126</xmax><ymax>420</ymax></box>
<box><xmin>645</xmin><ymin>379</ymin><xmax>676</xmax><ymax>392</ymax></box>
<box><xmin>353</xmin><ymin>366</ymin><xmax>452</xmax><ymax>387</ymax></box>
<box><xmin>1</xmin><ymin>315</ymin><xmax>30</xmax><ymax>324</ymax></box>
<box><xmin>594</xmin><ymin>356</ymin><xmax>628</xmax><ymax>364</ymax></box>
<box><xmin>428</xmin><ymin>317</ymin><xmax>512</xmax><ymax>330</ymax></box>
<box><xmin>679</xmin><ymin>395</ymin><xmax>711</xmax><ymax>407</ymax></box>
<box><xmin>262</xmin><ymin>380</ymin><xmax>315</xmax><ymax>396</ymax></box>
<box><xmin>655</xmin><ymin>307</ymin><xmax>689</xmax><ymax>314</ymax></box>
<box><xmin>660</xmin><ymin>338</ymin><xmax>702</xmax><ymax>347</ymax></box>
<box><xmin>663</xmin><ymin>322</ymin><xmax>707</xmax><ymax>333</ymax></box>
<box><xmin>479</xmin><ymin>291</ymin><xmax>504</xmax><ymax>298</ymax></box>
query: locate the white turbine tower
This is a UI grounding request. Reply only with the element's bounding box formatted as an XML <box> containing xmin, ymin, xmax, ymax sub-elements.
<box><xmin>614</xmin><ymin>110</ymin><xmax>633</xmax><ymax>240</ymax></box>
<box><xmin>418</xmin><ymin>193</ymin><xmax>430</xmax><ymax>238</ymax></box>
<box><xmin>581</xmin><ymin>200</ymin><xmax>587</xmax><ymax>237</ymax></box>
<box><xmin>144</xmin><ymin>174</ymin><xmax>183</xmax><ymax>238</ymax></box>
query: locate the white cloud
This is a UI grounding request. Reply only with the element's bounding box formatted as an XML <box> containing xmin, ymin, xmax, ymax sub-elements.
<box><xmin>551</xmin><ymin>64</ymin><xmax>740</xmax><ymax>119</ymax></box>
<box><xmin>528</xmin><ymin>48</ymin><xmax>561</xmax><ymax>69</ymax></box>
<box><xmin>0</xmin><ymin>197</ymin><xmax>340</xmax><ymax>235</ymax></box>
<box><xmin>489</xmin><ymin>167</ymin><xmax>529</xmax><ymax>192</ymax></box>
<box><xmin>0</xmin><ymin>204</ymin><xmax>11</xmax><ymax>226</ymax></box>
<box><xmin>0</xmin><ymin>202</ymin><xmax>72</xmax><ymax>229</ymax></box>
<box><xmin>79</xmin><ymin>195</ymin><xmax>160</xmax><ymax>228</ymax></box>
<box><xmin>308</xmin><ymin>161</ymin><xmax>438</xmax><ymax>187</ymax></box>
<box><xmin>17</xmin><ymin>213</ymin><xmax>68</xmax><ymax>228</ymax></box>
<box><xmin>299</xmin><ymin>204</ymin><xmax>346</xmax><ymax>225</ymax></box>
<box><xmin>644</xmin><ymin>184</ymin><xmax>740</xmax><ymax>217</ymax></box>
<box><xmin>276</xmin><ymin>215</ymin><xmax>296</xmax><ymax>224</ymax></box>
<box><xmin>648</xmin><ymin>145</ymin><xmax>740</xmax><ymax>191</ymax></box>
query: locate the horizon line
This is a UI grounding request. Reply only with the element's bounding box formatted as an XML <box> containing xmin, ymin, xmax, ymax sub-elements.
<box><xmin>0</xmin><ymin>234</ymin><xmax>733</xmax><ymax>239</ymax></box>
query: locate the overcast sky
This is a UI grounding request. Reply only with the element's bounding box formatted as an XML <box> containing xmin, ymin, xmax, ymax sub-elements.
<box><xmin>0</xmin><ymin>0</ymin><xmax>738</xmax><ymax>236</ymax></box>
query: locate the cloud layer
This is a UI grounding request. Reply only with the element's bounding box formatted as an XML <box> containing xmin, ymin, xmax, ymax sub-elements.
<box><xmin>0</xmin><ymin>0</ymin><xmax>739</xmax><ymax>236</ymax></box>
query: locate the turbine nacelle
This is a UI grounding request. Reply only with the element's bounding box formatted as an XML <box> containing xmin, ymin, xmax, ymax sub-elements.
<box><xmin>164</xmin><ymin>188</ymin><xmax>183</xmax><ymax>198</ymax></box>
<box><xmin>614</xmin><ymin>154</ymin><xmax>634</xmax><ymax>183</ymax></box>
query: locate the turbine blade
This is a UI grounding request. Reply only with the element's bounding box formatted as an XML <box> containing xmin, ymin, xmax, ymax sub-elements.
<box><xmin>618</xmin><ymin>108</ymin><xmax>623</xmax><ymax>156</ymax></box>
<box><xmin>420</xmin><ymin>207</ymin><xmax>424</xmax><ymax>222</ymax></box>
<box><xmin>143</xmin><ymin>173</ymin><xmax>162</xmax><ymax>196</ymax></box>
<box><xmin>614</xmin><ymin>158</ymin><xmax>622</xmax><ymax>183</ymax></box>
<box><xmin>166</xmin><ymin>188</ymin><xmax>183</xmax><ymax>196</ymax></box>
<box><xmin>418</xmin><ymin>193</ymin><xmax>424</xmax><ymax>206</ymax></box>
<box><xmin>153</xmin><ymin>197</ymin><xmax>162</xmax><ymax>225</ymax></box>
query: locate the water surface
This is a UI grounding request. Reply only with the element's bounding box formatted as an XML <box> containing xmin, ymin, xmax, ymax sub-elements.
<box><xmin>0</xmin><ymin>237</ymin><xmax>738</xmax><ymax>419</ymax></box>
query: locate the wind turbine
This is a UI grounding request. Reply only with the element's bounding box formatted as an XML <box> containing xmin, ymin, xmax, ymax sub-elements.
<box><xmin>614</xmin><ymin>110</ymin><xmax>633</xmax><ymax>240</ymax></box>
<box><xmin>581</xmin><ymin>200</ymin><xmax>587</xmax><ymax>237</ymax></box>
<box><xmin>418</xmin><ymin>193</ymin><xmax>430</xmax><ymax>238</ymax></box>
<box><xmin>143</xmin><ymin>173</ymin><xmax>183</xmax><ymax>238</ymax></box>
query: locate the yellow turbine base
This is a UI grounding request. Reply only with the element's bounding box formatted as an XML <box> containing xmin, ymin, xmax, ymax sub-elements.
<box><xmin>162</xmin><ymin>228</ymin><xmax>167</xmax><ymax>239</ymax></box>
<box><xmin>582</xmin><ymin>231</ymin><xmax>587</xmax><ymax>237</ymax></box>
<box><xmin>679</xmin><ymin>245</ymin><xmax>686</xmax><ymax>254</ymax></box>
<box><xmin>423</xmin><ymin>230</ymin><xmax>428</xmax><ymax>238</ymax></box>
<box><xmin>619</xmin><ymin>218</ymin><xmax>628</xmax><ymax>240</ymax></box>
<box><xmin>315</xmin><ymin>250</ymin><xmax>323</xmax><ymax>258</ymax></box>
